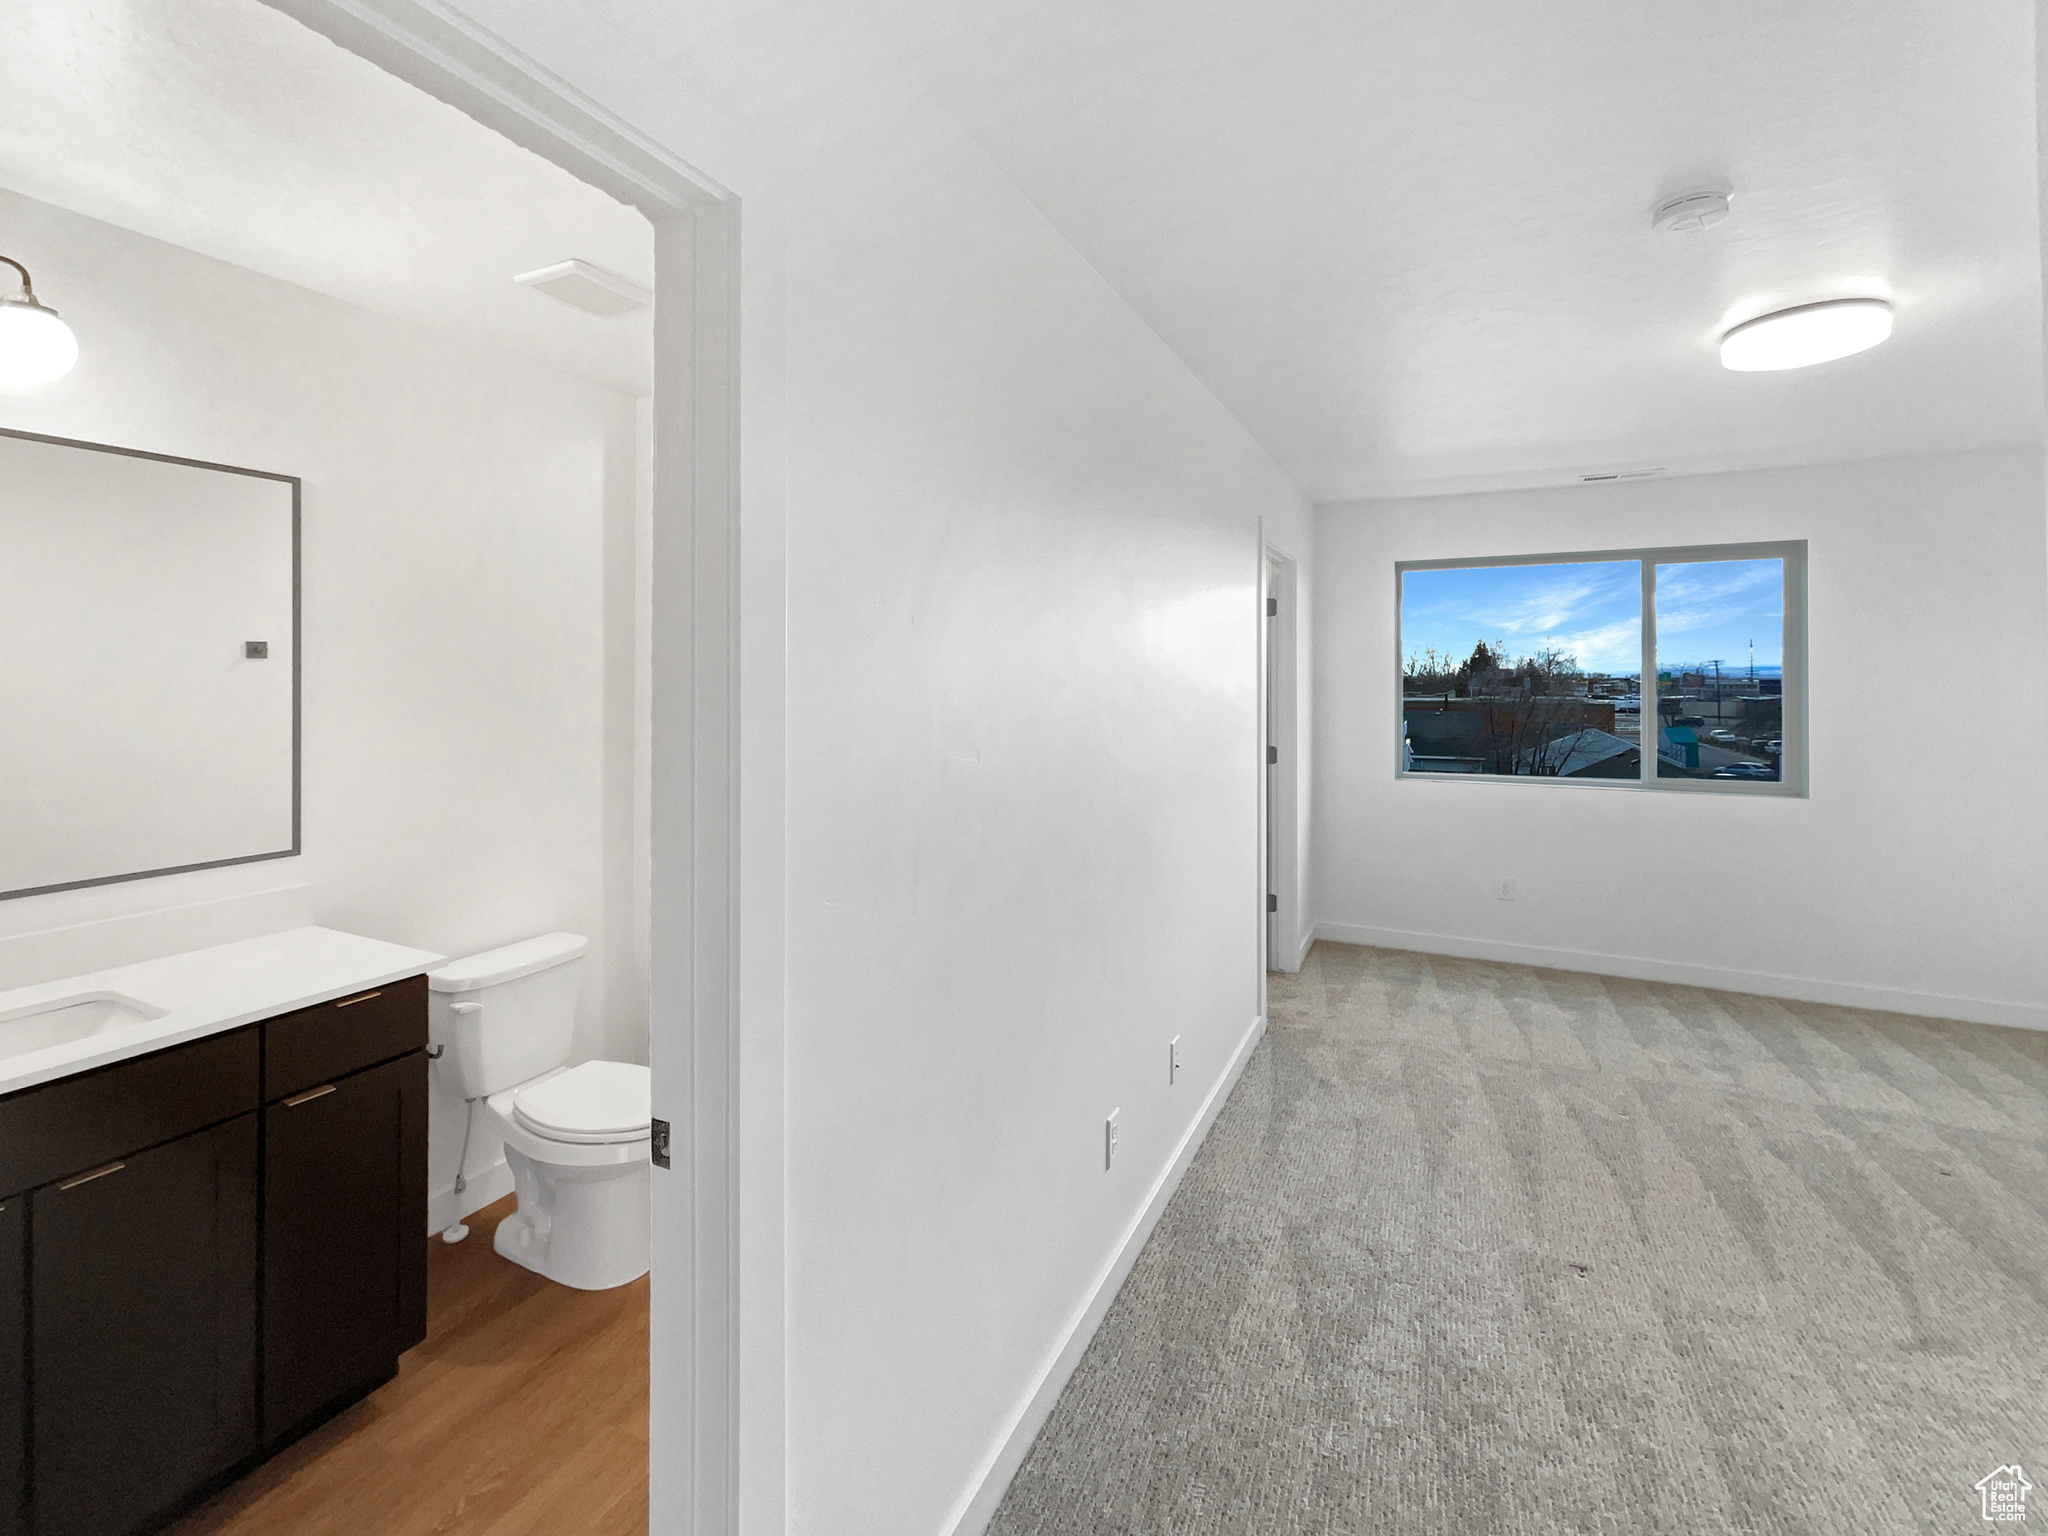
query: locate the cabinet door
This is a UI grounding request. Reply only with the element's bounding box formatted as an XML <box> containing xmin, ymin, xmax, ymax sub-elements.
<box><xmin>263</xmin><ymin>1051</ymin><xmax>427</xmax><ymax>1440</ymax></box>
<box><xmin>0</xmin><ymin>1197</ymin><xmax>22</xmax><ymax>1536</ymax></box>
<box><xmin>31</xmin><ymin>1115</ymin><xmax>258</xmax><ymax>1536</ymax></box>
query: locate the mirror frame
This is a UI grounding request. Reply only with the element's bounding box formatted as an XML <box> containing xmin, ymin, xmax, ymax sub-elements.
<box><xmin>0</xmin><ymin>426</ymin><xmax>301</xmax><ymax>899</ymax></box>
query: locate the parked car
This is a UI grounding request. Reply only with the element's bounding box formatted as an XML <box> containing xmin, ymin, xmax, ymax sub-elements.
<box><xmin>1707</xmin><ymin>728</ymin><xmax>1737</xmax><ymax>743</ymax></box>
<box><xmin>1710</xmin><ymin>762</ymin><xmax>1777</xmax><ymax>780</ymax></box>
<box><xmin>1762</xmin><ymin>738</ymin><xmax>1783</xmax><ymax>756</ymax></box>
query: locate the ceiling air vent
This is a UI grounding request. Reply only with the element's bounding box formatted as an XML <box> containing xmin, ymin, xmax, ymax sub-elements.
<box><xmin>1579</xmin><ymin>469</ymin><xmax>1666</xmax><ymax>483</ymax></box>
<box><xmin>513</xmin><ymin>259</ymin><xmax>651</xmax><ymax>318</ymax></box>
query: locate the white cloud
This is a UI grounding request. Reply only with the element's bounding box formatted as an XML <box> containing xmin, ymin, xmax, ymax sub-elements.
<box><xmin>1552</xmin><ymin>617</ymin><xmax>1643</xmax><ymax>672</ymax></box>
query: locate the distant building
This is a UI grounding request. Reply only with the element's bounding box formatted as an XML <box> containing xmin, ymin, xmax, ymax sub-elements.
<box><xmin>1516</xmin><ymin>728</ymin><xmax>1640</xmax><ymax>778</ymax></box>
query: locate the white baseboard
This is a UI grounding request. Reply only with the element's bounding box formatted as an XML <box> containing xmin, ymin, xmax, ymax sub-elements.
<box><xmin>1290</xmin><ymin>924</ymin><xmax>1315</xmax><ymax>972</ymax></box>
<box><xmin>426</xmin><ymin>1156</ymin><xmax>514</xmax><ymax>1236</ymax></box>
<box><xmin>941</xmin><ymin>1009</ymin><xmax>1268</xmax><ymax>1536</ymax></box>
<box><xmin>1311</xmin><ymin>921</ymin><xmax>2048</xmax><ymax>1033</ymax></box>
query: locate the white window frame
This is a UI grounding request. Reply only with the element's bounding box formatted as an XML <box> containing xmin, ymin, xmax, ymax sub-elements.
<box><xmin>1394</xmin><ymin>540</ymin><xmax>1808</xmax><ymax>796</ymax></box>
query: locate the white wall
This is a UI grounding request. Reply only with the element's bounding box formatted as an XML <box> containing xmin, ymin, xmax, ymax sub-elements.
<box><xmin>0</xmin><ymin>185</ymin><xmax>647</xmax><ymax>1223</ymax></box>
<box><xmin>1315</xmin><ymin>446</ymin><xmax>2048</xmax><ymax>1029</ymax></box>
<box><xmin>770</xmin><ymin>89</ymin><xmax>1312</xmax><ymax>1534</ymax></box>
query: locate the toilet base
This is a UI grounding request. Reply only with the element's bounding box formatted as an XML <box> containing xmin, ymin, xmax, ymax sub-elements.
<box><xmin>495</xmin><ymin>1145</ymin><xmax>650</xmax><ymax>1291</ymax></box>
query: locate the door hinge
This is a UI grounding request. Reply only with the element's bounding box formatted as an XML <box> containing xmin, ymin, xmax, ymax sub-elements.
<box><xmin>1267</xmin><ymin>745</ymin><xmax>1278</xmax><ymax>764</ymax></box>
<box><xmin>651</xmin><ymin>1117</ymin><xmax>672</xmax><ymax>1170</ymax></box>
<box><xmin>1266</xmin><ymin>597</ymin><xmax>1277</xmax><ymax>617</ymax></box>
<box><xmin>1267</xmin><ymin>894</ymin><xmax>1278</xmax><ymax>913</ymax></box>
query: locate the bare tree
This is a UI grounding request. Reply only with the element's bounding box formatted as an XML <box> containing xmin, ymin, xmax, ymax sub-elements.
<box><xmin>1467</xmin><ymin>643</ymin><xmax>1592</xmax><ymax>775</ymax></box>
<box><xmin>1401</xmin><ymin>644</ymin><xmax>1465</xmax><ymax>696</ymax></box>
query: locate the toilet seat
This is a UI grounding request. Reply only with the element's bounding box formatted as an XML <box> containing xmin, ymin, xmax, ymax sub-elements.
<box><xmin>511</xmin><ymin>1060</ymin><xmax>650</xmax><ymax>1144</ymax></box>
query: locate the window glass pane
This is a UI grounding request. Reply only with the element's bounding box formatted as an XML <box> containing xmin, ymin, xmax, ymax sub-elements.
<box><xmin>1401</xmin><ymin>561</ymin><xmax>1643</xmax><ymax>778</ymax></box>
<box><xmin>1653</xmin><ymin>558</ymin><xmax>1784</xmax><ymax>782</ymax></box>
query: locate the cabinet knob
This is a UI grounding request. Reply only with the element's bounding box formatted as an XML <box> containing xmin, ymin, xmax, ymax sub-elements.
<box><xmin>283</xmin><ymin>1084</ymin><xmax>337</xmax><ymax>1108</ymax></box>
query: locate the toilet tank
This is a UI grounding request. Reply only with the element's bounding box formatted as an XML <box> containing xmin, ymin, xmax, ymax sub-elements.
<box><xmin>427</xmin><ymin>932</ymin><xmax>589</xmax><ymax>1099</ymax></box>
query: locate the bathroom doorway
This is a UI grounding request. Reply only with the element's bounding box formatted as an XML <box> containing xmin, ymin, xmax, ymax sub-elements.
<box><xmin>0</xmin><ymin>0</ymin><xmax>756</xmax><ymax>1529</ymax></box>
<box><xmin>242</xmin><ymin>6</ymin><xmax>761</xmax><ymax>1531</ymax></box>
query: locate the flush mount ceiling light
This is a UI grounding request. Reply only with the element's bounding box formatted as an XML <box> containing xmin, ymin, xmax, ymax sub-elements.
<box><xmin>0</xmin><ymin>256</ymin><xmax>79</xmax><ymax>391</ymax></box>
<box><xmin>513</xmin><ymin>258</ymin><xmax>651</xmax><ymax>318</ymax></box>
<box><xmin>1720</xmin><ymin>298</ymin><xmax>1892</xmax><ymax>372</ymax></box>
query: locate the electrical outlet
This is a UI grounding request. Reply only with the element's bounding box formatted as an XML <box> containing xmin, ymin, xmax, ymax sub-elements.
<box><xmin>1497</xmin><ymin>878</ymin><xmax>1517</xmax><ymax>901</ymax></box>
<box><xmin>1170</xmin><ymin>1035</ymin><xmax>1181</xmax><ymax>1085</ymax></box>
<box><xmin>1105</xmin><ymin>1109</ymin><xmax>1120</xmax><ymax>1170</ymax></box>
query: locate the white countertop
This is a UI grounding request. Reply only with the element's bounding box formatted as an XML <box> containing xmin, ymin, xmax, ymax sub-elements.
<box><xmin>0</xmin><ymin>926</ymin><xmax>446</xmax><ymax>1097</ymax></box>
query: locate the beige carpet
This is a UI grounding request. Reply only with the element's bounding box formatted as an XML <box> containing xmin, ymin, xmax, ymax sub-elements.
<box><xmin>988</xmin><ymin>941</ymin><xmax>2048</xmax><ymax>1535</ymax></box>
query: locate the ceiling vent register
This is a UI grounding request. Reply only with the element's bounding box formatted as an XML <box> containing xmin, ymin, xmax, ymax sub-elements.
<box><xmin>513</xmin><ymin>259</ymin><xmax>651</xmax><ymax>318</ymax></box>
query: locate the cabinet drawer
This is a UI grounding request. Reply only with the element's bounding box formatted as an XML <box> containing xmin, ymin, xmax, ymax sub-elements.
<box><xmin>264</xmin><ymin>974</ymin><xmax>427</xmax><ymax>1103</ymax></box>
<box><xmin>0</xmin><ymin>1027</ymin><xmax>259</xmax><ymax>1197</ymax></box>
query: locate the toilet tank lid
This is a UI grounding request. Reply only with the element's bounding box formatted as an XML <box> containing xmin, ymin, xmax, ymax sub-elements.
<box><xmin>427</xmin><ymin>932</ymin><xmax>588</xmax><ymax>993</ymax></box>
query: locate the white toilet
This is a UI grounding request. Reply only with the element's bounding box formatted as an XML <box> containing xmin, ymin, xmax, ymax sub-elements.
<box><xmin>427</xmin><ymin>933</ymin><xmax>651</xmax><ymax>1291</ymax></box>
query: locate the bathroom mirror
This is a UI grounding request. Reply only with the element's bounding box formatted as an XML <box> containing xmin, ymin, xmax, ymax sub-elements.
<box><xmin>0</xmin><ymin>427</ymin><xmax>298</xmax><ymax>898</ymax></box>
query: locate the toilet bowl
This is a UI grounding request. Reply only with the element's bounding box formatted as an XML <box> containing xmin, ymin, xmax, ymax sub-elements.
<box><xmin>486</xmin><ymin>1060</ymin><xmax>650</xmax><ymax>1291</ymax></box>
<box><xmin>428</xmin><ymin>933</ymin><xmax>651</xmax><ymax>1291</ymax></box>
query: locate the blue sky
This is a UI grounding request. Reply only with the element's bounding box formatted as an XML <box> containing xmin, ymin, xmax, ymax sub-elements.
<box><xmin>1654</xmin><ymin>560</ymin><xmax>1784</xmax><ymax>672</ymax></box>
<box><xmin>1401</xmin><ymin>558</ymin><xmax>1782</xmax><ymax>676</ymax></box>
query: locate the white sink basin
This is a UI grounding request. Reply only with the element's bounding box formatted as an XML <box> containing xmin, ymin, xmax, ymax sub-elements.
<box><xmin>0</xmin><ymin>992</ymin><xmax>168</xmax><ymax>1057</ymax></box>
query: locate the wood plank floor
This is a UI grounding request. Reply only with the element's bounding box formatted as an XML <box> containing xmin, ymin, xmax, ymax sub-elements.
<box><xmin>169</xmin><ymin>1195</ymin><xmax>648</xmax><ymax>1536</ymax></box>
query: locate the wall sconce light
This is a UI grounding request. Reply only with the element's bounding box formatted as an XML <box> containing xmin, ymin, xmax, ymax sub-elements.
<box><xmin>0</xmin><ymin>256</ymin><xmax>80</xmax><ymax>391</ymax></box>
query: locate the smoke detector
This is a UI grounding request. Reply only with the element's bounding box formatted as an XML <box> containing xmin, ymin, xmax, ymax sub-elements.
<box><xmin>1651</xmin><ymin>190</ymin><xmax>1732</xmax><ymax>234</ymax></box>
<box><xmin>513</xmin><ymin>259</ymin><xmax>651</xmax><ymax>318</ymax></box>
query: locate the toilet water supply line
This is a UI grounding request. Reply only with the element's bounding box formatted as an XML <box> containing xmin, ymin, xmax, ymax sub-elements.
<box><xmin>437</xmin><ymin>999</ymin><xmax>483</xmax><ymax>1244</ymax></box>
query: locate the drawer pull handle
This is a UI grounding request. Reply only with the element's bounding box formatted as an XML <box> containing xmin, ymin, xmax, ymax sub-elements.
<box><xmin>58</xmin><ymin>1162</ymin><xmax>125</xmax><ymax>1191</ymax></box>
<box><xmin>335</xmin><ymin>990</ymin><xmax>383</xmax><ymax>1008</ymax></box>
<box><xmin>284</xmin><ymin>1084</ymin><xmax>337</xmax><ymax>1108</ymax></box>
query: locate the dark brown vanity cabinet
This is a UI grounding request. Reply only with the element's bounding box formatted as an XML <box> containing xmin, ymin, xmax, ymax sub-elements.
<box><xmin>0</xmin><ymin>973</ymin><xmax>429</xmax><ymax>1536</ymax></box>
<box><xmin>263</xmin><ymin>1049</ymin><xmax>428</xmax><ymax>1437</ymax></box>
<box><xmin>32</xmin><ymin>1117</ymin><xmax>259</xmax><ymax>1536</ymax></box>
<box><xmin>1</xmin><ymin>1199</ymin><xmax>22</xmax><ymax>1536</ymax></box>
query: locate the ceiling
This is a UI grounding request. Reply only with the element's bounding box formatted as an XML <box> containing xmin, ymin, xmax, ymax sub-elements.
<box><xmin>554</xmin><ymin>0</ymin><xmax>2044</xmax><ymax>500</ymax></box>
<box><xmin>919</xmin><ymin>0</ymin><xmax>2044</xmax><ymax>500</ymax></box>
<box><xmin>0</xmin><ymin>0</ymin><xmax>654</xmax><ymax>395</ymax></box>
<box><xmin>3</xmin><ymin>0</ymin><xmax>2037</xmax><ymax>494</ymax></box>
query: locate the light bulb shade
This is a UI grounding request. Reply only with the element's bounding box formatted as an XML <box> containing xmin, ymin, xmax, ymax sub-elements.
<box><xmin>0</xmin><ymin>300</ymin><xmax>79</xmax><ymax>390</ymax></box>
<box><xmin>1720</xmin><ymin>298</ymin><xmax>1892</xmax><ymax>372</ymax></box>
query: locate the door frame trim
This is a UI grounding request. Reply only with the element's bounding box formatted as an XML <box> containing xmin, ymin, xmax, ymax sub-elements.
<box><xmin>256</xmin><ymin>5</ymin><xmax>755</xmax><ymax>1531</ymax></box>
<box><xmin>1263</xmin><ymin>545</ymin><xmax>1304</xmax><ymax>973</ymax></box>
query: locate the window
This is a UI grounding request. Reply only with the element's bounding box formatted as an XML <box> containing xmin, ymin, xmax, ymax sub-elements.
<box><xmin>1397</xmin><ymin>542</ymin><xmax>1805</xmax><ymax>793</ymax></box>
